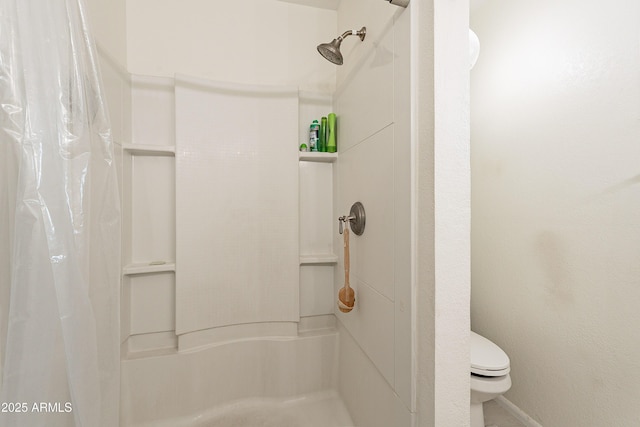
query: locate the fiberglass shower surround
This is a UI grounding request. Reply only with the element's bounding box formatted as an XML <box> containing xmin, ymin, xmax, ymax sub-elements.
<box><xmin>0</xmin><ymin>0</ymin><xmax>120</xmax><ymax>426</ymax></box>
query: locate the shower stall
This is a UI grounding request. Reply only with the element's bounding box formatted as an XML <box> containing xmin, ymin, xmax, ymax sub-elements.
<box><xmin>1</xmin><ymin>0</ymin><xmax>471</xmax><ymax>426</ymax></box>
<box><xmin>113</xmin><ymin>2</ymin><xmax>417</xmax><ymax>423</ymax></box>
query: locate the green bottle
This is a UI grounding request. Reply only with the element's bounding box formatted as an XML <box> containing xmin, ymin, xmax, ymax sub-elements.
<box><xmin>327</xmin><ymin>113</ymin><xmax>337</xmax><ymax>153</ymax></box>
<box><xmin>319</xmin><ymin>116</ymin><xmax>327</xmax><ymax>152</ymax></box>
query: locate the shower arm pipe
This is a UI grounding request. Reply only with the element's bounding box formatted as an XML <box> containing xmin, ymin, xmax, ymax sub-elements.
<box><xmin>338</xmin><ymin>29</ymin><xmax>366</xmax><ymax>42</ymax></box>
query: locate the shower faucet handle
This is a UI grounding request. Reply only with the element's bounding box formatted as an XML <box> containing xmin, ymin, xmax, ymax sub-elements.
<box><xmin>338</xmin><ymin>214</ymin><xmax>358</xmax><ymax>234</ymax></box>
<box><xmin>338</xmin><ymin>216</ymin><xmax>346</xmax><ymax>234</ymax></box>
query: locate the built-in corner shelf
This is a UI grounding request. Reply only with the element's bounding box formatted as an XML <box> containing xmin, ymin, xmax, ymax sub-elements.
<box><xmin>298</xmin><ymin>152</ymin><xmax>337</xmax><ymax>163</ymax></box>
<box><xmin>123</xmin><ymin>262</ymin><xmax>176</xmax><ymax>276</ymax></box>
<box><xmin>123</xmin><ymin>143</ymin><xmax>176</xmax><ymax>156</ymax></box>
<box><xmin>299</xmin><ymin>254</ymin><xmax>338</xmax><ymax>265</ymax></box>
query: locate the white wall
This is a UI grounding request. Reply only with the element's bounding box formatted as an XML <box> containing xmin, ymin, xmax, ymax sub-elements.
<box><xmin>332</xmin><ymin>1</ymin><xmax>413</xmax><ymax>425</ymax></box>
<box><xmin>174</xmin><ymin>78</ymin><xmax>299</xmax><ymax>335</ymax></box>
<box><xmin>84</xmin><ymin>0</ymin><xmax>130</xmax><ymax>146</ymax></box>
<box><xmin>84</xmin><ymin>0</ymin><xmax>127</xmax><ymax>67</ymax></box>
<box><xmin>333</xmin><ymin>1</ymin><xmax>470</xmax><ymax>426</ymax></box>
<box><xmin>126</xmin><ymin>0</ymin><xmax>337</xmax><ymax>93</ymax></box>
<box><xmin>471</xmin><ymin>1</ymin><xmax>640</xmax><ymax>425</ymax></box>
<box><xmin>415</xmin><ymin>0</ymin><xmax>471</xmax><ymax>426</ymax></box>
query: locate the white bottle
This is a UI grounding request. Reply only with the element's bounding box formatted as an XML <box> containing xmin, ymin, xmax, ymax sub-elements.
<box><xmin>309</xmin><ymin>120</ymin><xmax>319</xmax><ymax>152</ymax></box>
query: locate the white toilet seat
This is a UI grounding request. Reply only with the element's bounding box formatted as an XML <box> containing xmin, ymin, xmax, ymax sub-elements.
<box><xmin>470</xmin><ymin>331</ymin><xmax>510</xmax><ymax>377</ymax></box>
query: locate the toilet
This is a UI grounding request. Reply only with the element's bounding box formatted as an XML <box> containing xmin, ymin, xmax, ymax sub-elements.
<box><xmin>470</xmin><ymin>331</ymin><xmax>511</xmax><ymax>427</ymax></box>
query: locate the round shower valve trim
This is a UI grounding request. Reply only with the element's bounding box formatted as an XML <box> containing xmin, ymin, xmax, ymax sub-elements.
<box><xmin>339</xmin><ymin>202</ymin><xmax>366</xmax><ymax>236</ymax></box>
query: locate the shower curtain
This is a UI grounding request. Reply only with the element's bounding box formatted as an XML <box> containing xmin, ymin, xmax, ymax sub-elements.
<box><xmin>0</xmin><ymin>0</ymin><xmax>120</xmax><ymax>426</ymax></box>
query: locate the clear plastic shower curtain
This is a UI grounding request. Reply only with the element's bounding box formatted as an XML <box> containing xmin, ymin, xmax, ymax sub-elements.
<box><xmin>0</xmin><ymin>0</ymin><xmax>120</xmax><ymax>426</ymax></box>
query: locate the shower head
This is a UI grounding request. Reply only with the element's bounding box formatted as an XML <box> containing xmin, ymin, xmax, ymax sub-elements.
<box><xmin>317</xmin><ymin>27</ymin><xmax>366</xmax><ymax>65</ymax></box>
<box><xmin>317</xmin><ymin>39</ymin><xmax>344</xmax><ymax>65</ymax></box>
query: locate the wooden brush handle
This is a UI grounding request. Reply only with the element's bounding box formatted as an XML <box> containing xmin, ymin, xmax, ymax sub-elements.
<box><xmin>344</xmin><ymin>227</ymin><xmax>350</xmax><ymax>289</ymax></box>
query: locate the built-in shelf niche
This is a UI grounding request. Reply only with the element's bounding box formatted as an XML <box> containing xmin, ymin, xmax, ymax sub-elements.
<box><xmin>123</xmin><ymin>143</ymin><xmax>175</xmax><ymax>156</ymax></box>
<box><xmin>299</xmin><ymin>254</ymin><xmax>339</xmax><ymax>265</ymax></box>
<box><xmin>124</xmin><ymin>147</ymin><xmax>175</xmax><ymax>266</ymax></box>
<box><xmin>299</xmin><ymin>151</ymin><xmax>337</xmax><ymax>316</ymax></box>
<box><xmin>123</xmin><ymin>262</ymin><xmax>176</xmax><ymax>275</ymax></box>
<box><xmin>122</xmin><ymin>140</ymin><xmax>177</xmax><ymax>358</ymax></box>
<box><xmin>298</xmin><ymin>152</ymin><xmax>337</xmax><ymax>163</ymax></box>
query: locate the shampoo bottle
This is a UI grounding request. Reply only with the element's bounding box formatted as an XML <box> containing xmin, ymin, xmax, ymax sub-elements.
<box><xmin>319</xmin><ymin>116</ymin><xmax>327</xmax><ymax>152</ymax></box>
<box><xmin>327</xmin><ymin>113</ymin><xmax>337</xmax><ymax>153</ymax></box>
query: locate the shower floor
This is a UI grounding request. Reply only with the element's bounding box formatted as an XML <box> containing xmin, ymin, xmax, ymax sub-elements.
<box><xmin>146</xmin><ymin>390</ymin><xmax>354</xmax><ymax>427</ymax></box>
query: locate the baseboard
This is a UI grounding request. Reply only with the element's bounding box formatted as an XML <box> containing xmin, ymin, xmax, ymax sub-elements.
<box><xmin>494</xmin><ymin>396</ymin><xmax>544</xmax><ymax>427</ymax></box>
